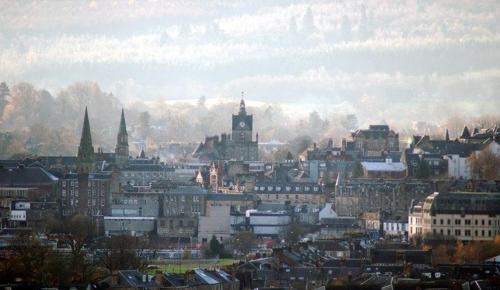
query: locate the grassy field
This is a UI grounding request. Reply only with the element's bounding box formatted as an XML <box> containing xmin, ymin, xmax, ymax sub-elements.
<box><xmin>145</xmin><ymin>259</ymin><xmax>239</xmax><ymax>274</ymax></box>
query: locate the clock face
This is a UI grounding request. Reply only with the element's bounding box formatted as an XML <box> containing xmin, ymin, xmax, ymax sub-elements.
<box><xmin>239</xmin><ymin>121</ymin><xmax>246</xmax><ymax>128</ymax></box>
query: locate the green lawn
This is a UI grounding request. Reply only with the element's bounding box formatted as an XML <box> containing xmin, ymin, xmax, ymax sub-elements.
<box><xmin>146</xmin><ymin>259</ymin><xmax>239</xmax><ymax>274</ymax></box>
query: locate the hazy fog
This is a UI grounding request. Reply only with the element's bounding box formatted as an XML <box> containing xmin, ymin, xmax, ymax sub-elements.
<box><xmin>1</xmin><ymin>0</ymin><xmax>499</xmax><ymax>157</ymax></box>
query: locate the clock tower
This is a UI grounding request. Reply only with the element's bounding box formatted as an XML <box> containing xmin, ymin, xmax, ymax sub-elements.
<box><xmin>193</xmin><ymin>97</ymin><xmax>259</xmax><ymax>161</ymax></box>
<box><xmin>232</xmin><ymin>99</ymin><xmax>253</xmax><ymax>143</ymax></box>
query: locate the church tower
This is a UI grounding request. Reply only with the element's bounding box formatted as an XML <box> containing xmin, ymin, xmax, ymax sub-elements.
<box><xmin>232</xmin><ymin>98</ymin><xmax>253</xmax><ymax>143</ymax></box>
<box><xmin>115</xmin><ymin>108</ymin><xmax>129</xmax><ymax>167</ymax></box>
<box><xmin>77</xmin><ymin>107</ymin><xmax>95</xmax><ymax>173</ymax></box>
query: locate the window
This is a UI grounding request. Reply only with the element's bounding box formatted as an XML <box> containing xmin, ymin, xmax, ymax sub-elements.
<box><xmin>465</xmin><ymin>230</ymin><xmax>471</xmax><ymax>236</ymax></box>
<box><xmin>475</xmin><ymin>220</ymin><xmax>478</xmax><ymax>225</ymax></box>
<box><xmin>455</xmin><ymin>229</ymin><xmax>461</xmax><ymax>236</ymax></box>
<box><xmin>440</xmin><ymin>219</ymin><xmax>443</xmax><ymax>225</ymax></box>
<box><xmin>482</xmin><ymin>220</ymin><xmax>485</xmax><ymax>225</ymax></box>
<box><xmin>465</xmin><ymin>219</ymin><xmax>471</xmax><ymax>225</ymax></box>
<box><xmin>433</xmin><ymin>219</ymin><xmax>436</xmax><ymax>225</ymax></box>
<box><xmin>447</xmin><ymin>219</ymin><xmax>451</xmax><ymax>225</ymax></box>
<box><xmin>455</xmin><ymin>219</ymin><xmax>461</xmax><ymax>225</ymax></box>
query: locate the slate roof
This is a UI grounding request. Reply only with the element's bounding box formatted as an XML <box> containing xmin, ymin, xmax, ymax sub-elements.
<box><xmin>445</xmin><ymin>142</ymin><xmax>483</xmax><ymax>157</ymax></box>
<box><xmin>207</xmin><ymin>193</ymin><xmax>258</xmax><ymax>201</ymax></box>
<box><xmin>122</xmin><ymin>164</ymin><xmax>168</xmax><ymax>172</ymax></box>
<box><xmin>0</xmin><ymin>167</ymin><xmax>58</xmax><ymax>186</ymax></box>
<box><xmin>429</xmin><ymin>192</ymin><xmax>500</xmax><ymax>215</ymax></box>
<box><xmin>361</xmin><ymin>161</ymin><xmax>405</xmax><ymax>172</ymax></box>
<box><xmin>371</xmin><ymin>249</ymin><xmax>431</xmax><ymax>265</ymax></box>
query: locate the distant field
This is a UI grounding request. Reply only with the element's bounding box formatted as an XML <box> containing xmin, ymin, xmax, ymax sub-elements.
<box><xmin>145</xmin><ymin>259</ymin><xmax>239</xmax><ymax>274</ymax></box>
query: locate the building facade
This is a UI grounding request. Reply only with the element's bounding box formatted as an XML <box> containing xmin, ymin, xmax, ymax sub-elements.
<box><xmin>335</xmin><ymin>178</ymin><xmax>432</xmax><ymax>217</ymax></box>
<box><xmin>347</xmin><ymin>125</ymin><xmax>399</xmax><ymax>158</ymax></box>
<box><xmin>409</xmin><ymin>192</ymin><xmax>500</xmax><ymax>241</ymax></box>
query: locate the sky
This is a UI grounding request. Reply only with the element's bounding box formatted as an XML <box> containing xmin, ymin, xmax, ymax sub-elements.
<box><xmin>1</xmin><ymin>0</ymin><xmax>499</xmax><ymax>126</ymax></box>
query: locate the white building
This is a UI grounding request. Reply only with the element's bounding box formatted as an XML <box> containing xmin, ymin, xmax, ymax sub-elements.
<box><xmin>409</xmin><ymin>192</ymin><xmax>500</xmax><ymax>242</ymax></box>
<box><xmin>444</xmin><ymin>154</ymin><xmax>471</xmax><ymax>179</ymax></box>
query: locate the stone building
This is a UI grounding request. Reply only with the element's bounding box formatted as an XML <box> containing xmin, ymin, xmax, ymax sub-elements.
<box><xmin>343</xmin><ymin>125</ymin><xmax>399</xmax><ymax>158</ymax></box>
<box><xmin>409</xmin><ymin>191</ymin><xmax>500</xmax><ymax>241</ymax></box>
<box><xmin>252</xmin><ymin>182</ymin><xmax>327</xmax><ymax>205</ymax></box>
<box><xmin>193</xmin><ymin>99</ymin><xmax>258</xmax><ymax>161</ymax></box>
<box><xmin>157</xmin><ymin>185</ymin><xmax>208</xmax><ymax>241</ymax></box>
<box><xmin>335</xmin><ymin>177</ymin><xmax>432</xmax><ymax>217</ymax></box>
<box><xmin>120</xmin><ymin>163</ymin><xmax>171</xmax><ymax>186</ymax></box>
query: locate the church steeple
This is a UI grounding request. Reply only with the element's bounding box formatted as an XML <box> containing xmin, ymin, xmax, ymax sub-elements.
<box><xmin>77</xmin><ymin>107</ymin><xmax>94</xmax><ymax>173</ymax></box>
<box><xmin>445</xmin><ymin>129</ymin><xmax>450</xmax><ymax>141</ymax></box>
<box><xmin>239</xmin><ymin>99</ymin><xmax>246</xmax><ymax>114</ymax></box>
<box><xmin>115</xmin><ymin>108</ymin><xmax>129</xmax><ymax>166</ymax></box>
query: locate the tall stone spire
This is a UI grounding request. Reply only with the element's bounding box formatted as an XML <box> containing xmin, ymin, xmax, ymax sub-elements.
<box><xmin>445</xmin><ymin>129</ymin><xmax>450</xmax><ymax>141</ymax></box>
<box><xmin>115</xmin><ymin>108</ymin><xmax>129</xmax><ymax>166</ymax></box>
<box><xmin>77</xmin><ymin>107</ymin><xmax>94</xmax><ymax>173</ymax></box>
<box><xmin>460</xmin><ymin>125</ymin><xmax>470</xmax><ymax>139</ymax></box>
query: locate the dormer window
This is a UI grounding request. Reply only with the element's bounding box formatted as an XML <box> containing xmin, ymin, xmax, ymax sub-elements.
<box><xmin>295</xmin><ymin>186</ymin><xmax>300</xmax><ymax>191</ymax></box>
<box><xmin>286</xmin><ymin>186</ymin><xmax>291</xmax><ymax>191</ymax></box>
<box><xmin>276</xmin><ymin>186</ymin><xmax>282</xmax><ymax>191</ymax></box>
<box><xmin>267</xmin><ymin>186</ymin><xmax>273</xmax><ymax>191</ymax></box>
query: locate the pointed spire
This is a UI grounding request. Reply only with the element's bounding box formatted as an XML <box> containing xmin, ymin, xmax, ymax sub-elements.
<box><xmin>115</xmin><ymin>108</ymin><xmax>129</xmax><ymax>162</ymax></box>
<box><xmin>460</xmin><ymin>125</ymin><xmax>470</xmax><ymax>139</ymax></box>
<box><xmin>119</xmin><ymin>108</ymin><xmax>128</xmax><ymax>137</ymax></box>
<box><xmin>239</xmin><ymin>92</ymin><xmax>246</xmax><ymax>114</ymax></box>
<box><xmin>445</xmin><ymin>129</ymin><xmax>450</xmax><ymax>141</ymax></box>
<box><xmin>78</xmin><ymin>107</ymin><xmax>94</xmax><ymax>160</ymax></box>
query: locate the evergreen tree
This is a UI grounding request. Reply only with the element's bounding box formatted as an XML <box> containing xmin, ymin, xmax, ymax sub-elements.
<box><xmin>208</xmin><ymin>235</ymin><xmax>223</xmax><ymax>257</ymax></box>
<box><xmin>352</xmin><ymin>161</ymin><xmax>364</xmax><ymax>178</ymax></box>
